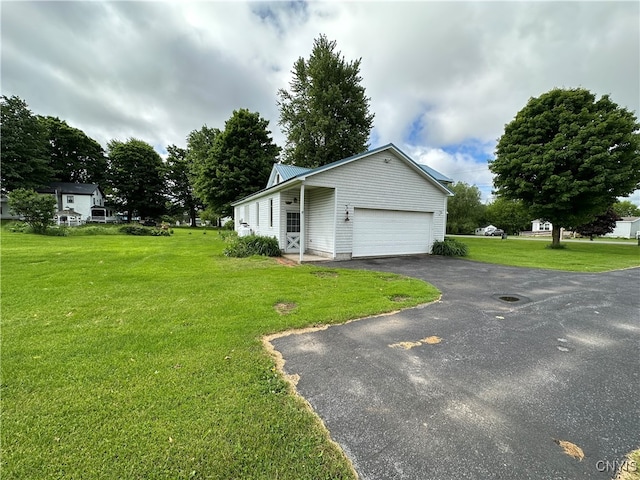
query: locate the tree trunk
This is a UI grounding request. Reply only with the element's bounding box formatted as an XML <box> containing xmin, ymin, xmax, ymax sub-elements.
<box><xmin>189</xmin><ymin>206</ymin><xmax>197</xmax><ymax>227</ymax></box>
<box><xmin>551</xmin><ymin>225</ymin><xmax>561</xmax><ymax>247</ymax></box>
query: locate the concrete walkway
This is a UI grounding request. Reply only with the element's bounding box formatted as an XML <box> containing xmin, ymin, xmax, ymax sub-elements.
<box><xmin>271</xmin><ymin>256</ymin><xmax>640</xmax><ymax>479</ymax></box>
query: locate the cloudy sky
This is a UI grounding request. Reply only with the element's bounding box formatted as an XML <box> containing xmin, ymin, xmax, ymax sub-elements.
<box><xmin>2</xmin><ymin>1</ymin><xmax>639</xmax><ymax>203</ymax></box>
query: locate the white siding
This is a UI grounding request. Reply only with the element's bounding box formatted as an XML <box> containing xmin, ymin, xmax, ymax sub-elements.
<box><xmin>605</xmin><ymin>218</ymin><xmax>640</xmax><ymax>238</ymax></box>
<box><xmin>306</xmin><ymin>188</ymin><xmax>335</xmax><ymax>256</ymax></box>
<box><xmin>62</xmin><ymin>194</ymin><xmax>93</xmax><ymax>219</ymax></box>
<box><xmin>303</xmin><ymin>151</ymin><xmax>447</xmax><ymax>256</ymax></box>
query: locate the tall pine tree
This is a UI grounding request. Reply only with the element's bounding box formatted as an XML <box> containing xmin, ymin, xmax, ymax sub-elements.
<box><xmin>277</xmin><ymin>34</ymin><xmax>374</xmax><ymax>168</ymax></box>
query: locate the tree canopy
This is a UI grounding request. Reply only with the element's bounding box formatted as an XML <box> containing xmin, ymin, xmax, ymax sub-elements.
<box><xmin>574</xmin><ymin>208</ymin><xmax>621</xmax><ymax>240</ymax></box>
<box><xmin>446</xmin><ymin>182</ymin><xmax>486</xmax><ymax>234</ymax></box>
<box><xmin>165</xmin><ymin>144</ymin><xmax>201</xmax><ymax>227</ymax></box>
<box><xmin>277</xmin><ymin>34</ymin><xmax>374</xmax><ymax>168</ymax></box>
<box><xmin>192</xmin><ymin>109</ymin><xmax>280</xmax><ymax>217</ymax></box>
<box><xmin>612</xmin><ymin>199</ymin><xmax>640</xmax><ymax>218</ymax></box>
<box><xmin>40</xmin><ymin>116</ymin><xmax>108</xmax><ymax>185</ymax></box>
<box><xmin>1</xmin><ymin>95</ymin><xmax>51</xmax><ymax>193</ymax></box>
<box><xmin>484</xmin><ymin>198</ymin><xmax>531</xmax><ymax>235</ymax></box>
<box><xmin>107</xmin><ymin>138</ymin><xmax>167</xmax><ymax>221</ymax></box>
<box><xmin>490</xmin><ymin>87</ymin><xmax>640</xmax><ymax>246</ymax></box>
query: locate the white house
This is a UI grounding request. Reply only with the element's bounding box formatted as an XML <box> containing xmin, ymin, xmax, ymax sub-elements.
<box><xmin>38</xmin><ymin>182</ymin><xmax>116</xmax><ymax>224</ymax></box>
<box><xmin>605</xmin><ymin>217</ymin><xmax>640</xmax><ymax>239</ymax></box>
<box><xmin>231</xmin><ymin>143</ymin><xmax>453</xmax><ymax>262</ymax></box>
<box><xmin>531</xmin><ymin>219</ymin><xmax>553</xmax><ymax>234</ymax></box>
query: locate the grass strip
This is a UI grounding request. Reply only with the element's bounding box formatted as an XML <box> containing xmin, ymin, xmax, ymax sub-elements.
<box><xmin>457</xmin><ymin>236</ymin><xmax>640</xmax><ymax>272</ymax></box>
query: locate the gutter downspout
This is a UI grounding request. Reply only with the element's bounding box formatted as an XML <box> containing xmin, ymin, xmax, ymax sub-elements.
<box><xmin>299</xmin><ymin>183</ymin><xmax>305</xmax><ymax>264</ymax></box>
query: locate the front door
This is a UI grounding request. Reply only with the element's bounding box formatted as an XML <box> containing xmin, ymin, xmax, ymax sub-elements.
<box><xmin>285</xmin><ymin>211</ymin><xmax>301</xmax><ymax>252</ymax></box>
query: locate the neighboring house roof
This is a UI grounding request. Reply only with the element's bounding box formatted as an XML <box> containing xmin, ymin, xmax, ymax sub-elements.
<box><xmin>619</xmin><ymin>216</ymin><xmax>640</xmax><ymax>222</ymax></box>
<box><xmin>38</xmin><ymin>182</ymin><xmax>101</xmax><ymax>195</ymax></box>
<box><xmin>235</xmin><ymin>143</ymin><xmax>453</xmax><ymax>205</ymax></box>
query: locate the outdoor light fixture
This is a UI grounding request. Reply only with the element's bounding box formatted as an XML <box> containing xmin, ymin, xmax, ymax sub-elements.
<box><xmin>293</xmin><ymin>197</ymin><xmax>298</xmax><ymax>204</ymax></box>
<box><xmin>345</xmin><ymin>205</ymin><xmax>350</xmax><ymax>222</ymax></box>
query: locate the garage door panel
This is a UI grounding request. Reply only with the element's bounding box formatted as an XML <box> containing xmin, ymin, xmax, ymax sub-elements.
<box><xmin>352</xmin><ymin>208</ymin><xmax>432</xmax><ymax>257</ymax></box>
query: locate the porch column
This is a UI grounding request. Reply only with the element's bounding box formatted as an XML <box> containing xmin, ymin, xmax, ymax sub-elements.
<box><xmin>299</xmin><ymin>183</ymin><xmax>305</xmax><ymax>263</ymax></box>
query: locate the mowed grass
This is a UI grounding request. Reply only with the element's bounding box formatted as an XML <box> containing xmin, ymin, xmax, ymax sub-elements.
<box><xmin>457</xmin><ymin>236</ymin><xmax>640</xmax><ymax>272</ymax></box>
<box><xmin>1</xmin><ymin>229</ymin><xmax>439</xmax><ymax>480</ymax></box>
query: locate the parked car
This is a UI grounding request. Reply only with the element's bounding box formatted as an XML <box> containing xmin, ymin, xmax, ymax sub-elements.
<box><xmin>485</xmin><ymin>228</ymin><xmax>505</xmax><ymax>236</ymax></box>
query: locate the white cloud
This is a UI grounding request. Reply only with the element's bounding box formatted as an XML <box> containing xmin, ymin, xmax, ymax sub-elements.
<box><xmin>2</xmin><ymin>0</ymin><xmax>638</xmax><ymax>196</ymax></box>
<box><xmin>406</xmin><ymin>144</ymin><xmax>494</xmax><ymax>203</ymax></box>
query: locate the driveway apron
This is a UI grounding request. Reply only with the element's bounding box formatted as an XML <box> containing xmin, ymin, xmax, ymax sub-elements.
<box><xmin>271</xmin><ymin>256</ymin><xmax>640</xmax><ymax>480</ymax></box>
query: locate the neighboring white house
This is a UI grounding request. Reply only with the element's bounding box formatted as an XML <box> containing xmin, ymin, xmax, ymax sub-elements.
<box><xmin>231</xmin><ymin>143</ymin><xmax>453</xmax><ymax>262</ymax></box>
<box><xmin>38</xmin><ymin>182</ymin><xmax>116</xmax><ymax>224</ymax></box>
<box><xmin>531</xmin><ymin>219</ymin><xmax>553</xmax><ymax>233</ymax></box>
<box><xmin>605</xmin><ymin>216</ymin><xmax>640</xmax><ymax>239</ymax></box>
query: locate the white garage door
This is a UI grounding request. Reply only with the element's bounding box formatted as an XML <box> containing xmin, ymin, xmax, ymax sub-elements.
<box><xmin>352</xmin><ymin>208</ymin><xmax>433</xmax><ymax>257</ymax></box>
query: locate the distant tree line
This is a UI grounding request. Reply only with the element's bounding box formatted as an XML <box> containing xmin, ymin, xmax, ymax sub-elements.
<box><xmin>446</xmin><ymin>180</ymin><xmax>638</xmax><ymax>237</ymax></box>
<box><xmin>4</xmin><ymin>46</ymin><xmax>639</xmax><ymax>245</ymax></box>
<box><xmin>1</xmin><ymin>34</ymin><xmax>376</xmax><ymax>227</ymax></box>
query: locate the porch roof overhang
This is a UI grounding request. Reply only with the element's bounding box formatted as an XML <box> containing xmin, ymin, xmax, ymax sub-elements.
<box><xmin>231</xmin><ymin>177</ymin><xmax>304</xmax><ymax>206</ymax></box>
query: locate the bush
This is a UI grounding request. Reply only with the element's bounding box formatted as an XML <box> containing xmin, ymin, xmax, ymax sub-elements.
<box><xmin>68</xmin><ymin>225</ymin><xmax>121</xmax><ymax>236</ymax></box>
<box><xmin>44</xmin><ymin>226</ymin><xmax>69</xmax><ymax>237</ymax></box>
<box><xmin>7</xmin><ymin>188</ymin><xmax>56</xmax><ymax>234</ymax></box>
<box><xmin>119</xmin><ymin>225</ymin><xmax>171</xmax><ymax>236</ymax></box>
<box><xmin>5</xmin><ymin>222</ymin><xmax>31</xmax><ymax>233</ymax></box>
<box><xmin>223</xmin><ymin>234</ymin><xmax>280</xmax><ymax>258</ymax></box>
<box><xmin>431</xmin><ymin>237</ymin><xmax>469</xmax><ymax>257</ymax></box>
<box><xmin>218</xmin><ymin>229</ymin><xmax>238</xmax><ymax>242</ymax></box>
<box><xmin>223</xmin><ymin>219</ymin><xmax>235</xmax><ymax>230</ymax></box>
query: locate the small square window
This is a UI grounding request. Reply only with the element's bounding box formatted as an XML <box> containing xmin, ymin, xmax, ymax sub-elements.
<box><xmin>67</xmin><ymin>195</ymin><xmax>74</xmax><ymax>203</ymax></box>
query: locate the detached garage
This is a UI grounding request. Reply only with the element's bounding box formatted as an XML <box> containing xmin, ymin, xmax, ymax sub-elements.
<box><xmin>232</xmin><ymin>143</ymin><xmax>453</xmax><ymax>262</ymax></box>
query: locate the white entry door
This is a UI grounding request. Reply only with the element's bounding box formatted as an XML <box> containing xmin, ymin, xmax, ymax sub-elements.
<box><xmin>285</xmin><ymin>211</ymin><xmax>301</xmax><ymax>252</ymax></box>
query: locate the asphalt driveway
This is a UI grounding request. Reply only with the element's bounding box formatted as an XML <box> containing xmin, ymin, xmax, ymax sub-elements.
<box><xmin>270</xmin><ymin>256</ymin><xmax>640</xmax><ymax>479</ymax></box>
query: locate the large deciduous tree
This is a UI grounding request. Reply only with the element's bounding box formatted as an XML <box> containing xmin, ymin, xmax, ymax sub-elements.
<box><xmin>107</xmin><ymin>138</ymin><xmax>167</xmax><ymax>222</ymax></box>
<box><xmin>165</xmin><ymin>144</ymin><xmax>202</xmax><ymax>227</ymax></box>
<box><xmin>277</xmin><ymin>34</ymin><xmax>374</xmax><ymax>168</ymax></box>
<box><xmin>192</xmin><ymin>109</ymin><xmax>280</xmax><ymax>217</ymax></box>
<box><xmin>40</xmin><ymin>116</ymin><xmax>108</xmax><ymax>185</ymax></box>
<box><xmin>446</xmin><ymin>182</ymin><xmax>486</xmax><ymax>234</ymax></box>
<box><xmin>1</xmin><ymin>95</ymin><xmax>52</xmax><ymax>193</ymax></box>
<box><xmin>490</xmin><ymin>88</ymin><xmax>640</xmax><ymax>247</ymax></box>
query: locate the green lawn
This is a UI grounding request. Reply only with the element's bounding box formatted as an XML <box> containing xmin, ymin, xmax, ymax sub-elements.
<box><xmin>1</xmin><ymin>229</ymin><xmax>439</xmax><ymax>480</ymax></box>
<box><xmin>455</xmin><ymin>236</ymin><xmax>640</xmax><ymax>272</ymax></box>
